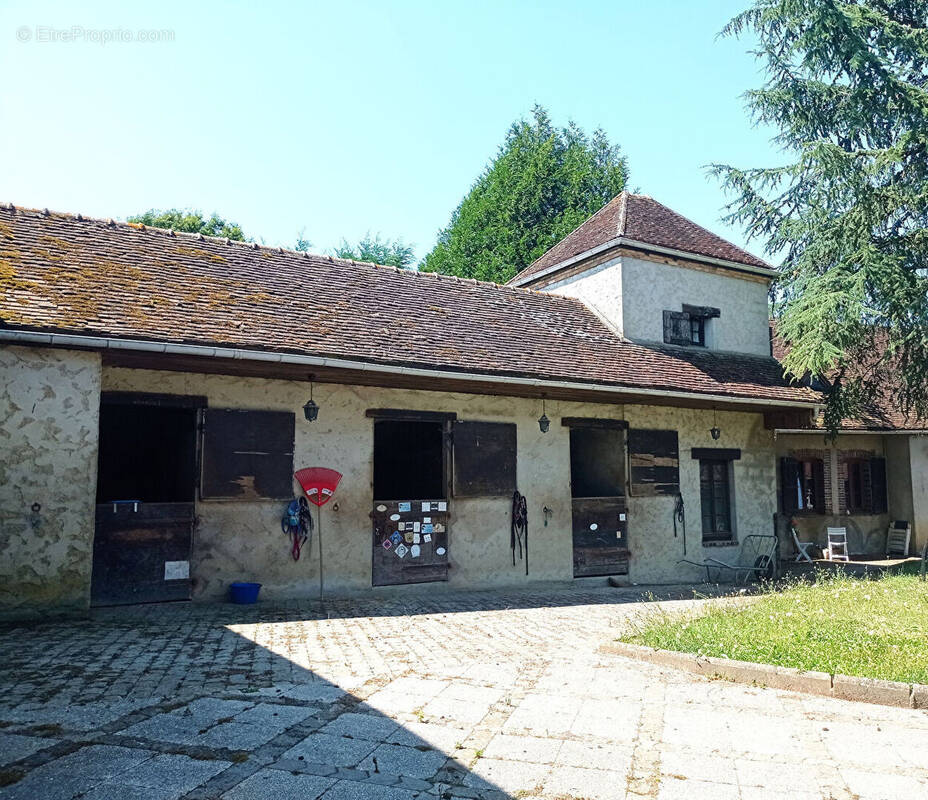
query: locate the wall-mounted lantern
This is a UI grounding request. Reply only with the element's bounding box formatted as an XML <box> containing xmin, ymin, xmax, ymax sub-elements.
<box><xmin>303</xmin><ymin>378</ymin><xmax>319</xmax><ymax>422</ymax></box>
<box><xmin>538</xmin><ymin>397</ymin><xmax>550</xmax><ymax>434</ymax></box>
<box><xmin>710</xmin><ymin>407</ymin><xmax>721</xmax><ymax>440</ymax></box>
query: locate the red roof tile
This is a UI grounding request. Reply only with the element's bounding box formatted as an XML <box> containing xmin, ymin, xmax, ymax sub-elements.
<box><xmin>0</xmin><ymin>205</ymin><xmax>816</xmax><ymax>406</ymax></box>
<box><xmin>511</xmin><ymin>192</ymin><xmax>772</xmax><ymax>284</ymax></box>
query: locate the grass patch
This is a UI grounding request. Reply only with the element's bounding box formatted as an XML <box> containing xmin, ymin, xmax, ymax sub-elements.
<box><xmin>622</xmin><ymin>572</ymin><xmax>928</xmax><ymax>684</ymax></box>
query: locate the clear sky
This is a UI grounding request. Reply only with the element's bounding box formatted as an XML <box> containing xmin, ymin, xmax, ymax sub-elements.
<box><xmin>0</xmin><ymin>0</ymin><xmax>781</xmax><ymax>263</ymax></box>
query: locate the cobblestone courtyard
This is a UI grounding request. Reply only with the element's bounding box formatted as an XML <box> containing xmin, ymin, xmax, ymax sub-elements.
<box><xmin>1</xmin><ymin>586</ymin><xmax>926</xmax><ymax>800</ymax></box>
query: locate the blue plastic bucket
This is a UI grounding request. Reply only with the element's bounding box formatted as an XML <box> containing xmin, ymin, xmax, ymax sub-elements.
<box><xmin>229</xmin><ymin>582</ymin><xmax>261</xmax><ymax>604</ymax></box>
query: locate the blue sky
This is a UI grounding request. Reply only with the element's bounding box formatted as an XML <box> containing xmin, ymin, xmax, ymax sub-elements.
<box><xmin>0</xmin><ymin>0</ymin><xmax>780</xmax><ymax>263</ymax></box>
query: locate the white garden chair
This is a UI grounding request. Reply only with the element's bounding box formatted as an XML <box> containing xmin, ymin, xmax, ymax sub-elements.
<box><xmin>790</xmin><ymin>524</ymin><xmax>815</xmax><ymax>563</ymax></box>
<box><xmin>826</xmin><ymin>527</ymin><xmax>850</xmax><ymax>562</ymax></box>
<box><xmin>886</xmin><ymin>520</ymin><xmax>911</xmax><ymax>558</ymax></box>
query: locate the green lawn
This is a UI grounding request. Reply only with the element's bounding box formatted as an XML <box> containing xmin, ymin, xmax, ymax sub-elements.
<box><xmin>622</xmin><ymin>572</ymin><xmax>928</xmax><ymax>684</ymax></box>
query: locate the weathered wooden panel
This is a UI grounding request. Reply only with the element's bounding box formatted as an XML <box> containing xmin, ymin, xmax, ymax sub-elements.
<box><xmin>628</xmin><ymin>428</ymin><xmax>679</xmax><ymax>496</ymax></box>
<box><xmin>691</xmin><ymin>448</ymin><xmax>741</xmax><ymax>461</ymax></box>
<box><xmin>201</xmin><ymin>409</ymin><xmax>295</xmax><ymax>500</ymax></box>
<box><xmin>453</xmin><ymin>421</ymin><xmax>517</xmax><ymax>497</ymax></box>
<box><xmin>662</xmin><ymin>310</ymin><xmax>691</xmax><ymax>345</ymax></box>
<box><xmin>561</xmin><ymin>417</ymin><xmax>628</xmax><ymax>430</ymax></box>
<box><xmin>91</xmin><ymin>502</ymin><xmax>194</xmax><ymax>606</ymax></box>
<box><xmin>101</xmin><ymin>391</ymin><xmax>207</xmax><ymax>409</ymax></box>
<box><xmin>371</xmin><ymin>499</ymin><xmax>450</xmax><ymax>586</ymax></box>
<box><xmin>571</xmin><ymin>497</ymin><xmax>629</xmax><ymax>577</ymax></box>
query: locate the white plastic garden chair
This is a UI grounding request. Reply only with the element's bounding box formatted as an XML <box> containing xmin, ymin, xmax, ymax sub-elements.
<box><xmin>886</xmin><ymin>520</ymin><xmax>911</xmax><ymax>558</ymax></box>
<box><xmin>826</xmin><ymin>527</ymin><xmax>849</xmax><ymax>562</ymax></box>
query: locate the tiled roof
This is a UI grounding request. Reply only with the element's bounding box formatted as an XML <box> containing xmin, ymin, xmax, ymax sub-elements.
<box><xmin>511</xmin><ymin>191</ymin><xmax>772</xmax><ymax>284</ymax></box>
<box><xmin>771</xmin><ymin>323</ymin><xmax>925</xmax><ymax>430</ymax></box>
<box><xmin>0</xmin><ymin>204</ymin><xmax>816</xmax><ymax>405</ymax></box>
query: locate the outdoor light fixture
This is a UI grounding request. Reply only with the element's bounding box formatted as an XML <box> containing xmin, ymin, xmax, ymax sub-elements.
<box><xmin>538</xmin><ymin>397</ymin><xmax>550</xmax><ymax>434</ymax></box>
<box><xmin>710</xmin><ymin>407</ymin><xmax>721</xmax><ymax>440</ymax></box>
<box><xmin>303</xmin><ymin>378</ymin><xmax>319</xmax><ymax>422</ymax></box>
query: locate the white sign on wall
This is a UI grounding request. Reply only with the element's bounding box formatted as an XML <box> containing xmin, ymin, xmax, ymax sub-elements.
<box><xmin>164</xmin><ymin>560</ymin><xmax>190</xmax><ymax>581</ymax></box>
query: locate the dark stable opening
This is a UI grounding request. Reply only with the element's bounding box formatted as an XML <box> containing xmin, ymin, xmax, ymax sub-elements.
<box><xmin>96</xmin><ymin>404</ymin><xmax>198</xmax><ymax>503</ymax></box>
<box><xmin>569</xmin><ymin>427</ymin><xmax>625</xmax><ymax>498</ymax></box>
<box><xmin>373</xmin><ymin>420</ymin><xmax>445</xmax><ymax>501</ymax></box>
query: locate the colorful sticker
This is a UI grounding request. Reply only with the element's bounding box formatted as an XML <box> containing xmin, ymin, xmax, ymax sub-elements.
<box><xmin>395</xmin><ymin>543</ymin><xmax>408</xmax><ymax>558</ymax></box>
<box><xmin>413</xmin><ymin>533</ymin><xmax>421</xmax><ymax>544</ymax></box>
<box><xmin>389</xmin><ymin>513</ymin><xmax>401</xmax><ymax>521</ymax></box>
<box><xmin>619</xmin><ymin>513</ymin><xmax>626</xmax><ymax>521</ymax></box>
<box><xmin>382</xmin><ymin>538</ymin><xmax>393</xmax><ymax>550</ymax></box>
<box><xmin>390</xmin><ymin>531</ymin><xmax>402</xmax><ymax>545</ymax></box>
<box><xmin>434</xmin><ymin>523</ymin><xmax>445</xmax><ymax>533</ymax></box>
<box><xmin>322</xmin><ymin>488</ymin><xmax>333</xmax><ymax>496</ymax></box>
<box><xmin>423</xmin><ymin>533</ymin><xmax>432</xmax><ymax>543</ymax></box>
<box><xmin>410</xmin><ymin>544</ymin><xmax>421</xmax><ymax>558</ymax></box>
<box><xmin>421</xmin><ymin>502</ymin><xmax>431</xmax><ymax>512</ymax></box>
<box><xmin>404</xmin><ymin>532</ymin><xmax>414</xmax><ymax>544</ymax></box>
<box><xmin>398</xmin><ymin>502</ymin><xmax>411</xmax><ymax>512</ymax></box>
<box><xmin>422</xmin><ymin>524</ymin><xmax>434</xmax><ymax>534</ymax></box>
<box><xmin>437</xmin><ymin>501</ymin><xmax>447</xmax><ymax>511</ymax></box>
<box><xmin>413</xmin><ymin>522</ymin><xmax>421</xmax><ymax>532</ymax></box>
<box><xmin>423</xmin><ymin>516</ymin><xmax>431</xmax><ymax>524</ymax></box>
<box><xmin>436</xmin><ymin>546</ymin><xmax>446</xmax><ymax>556</ymax></box>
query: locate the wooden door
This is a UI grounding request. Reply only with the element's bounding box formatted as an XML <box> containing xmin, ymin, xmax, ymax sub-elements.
<box><xmin>568</xmin><ymin>424</ymin><xmax>629</xmax><ymax>577</ymax></box>
<box><xmin>372</xmin><ymin>500</ymin><xmax>450</xmax><ymax>586</ymax></box>
<box><xmin>91</xmin><ymin>502</ymin><xmax>195</xmax><ymax>605</ymax></box>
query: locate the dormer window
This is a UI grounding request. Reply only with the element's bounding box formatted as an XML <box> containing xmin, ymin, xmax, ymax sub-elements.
<box><xmin>663</xmin><ymin>305</ymin><xmax>720</xmax><ymax>347</ymax></box>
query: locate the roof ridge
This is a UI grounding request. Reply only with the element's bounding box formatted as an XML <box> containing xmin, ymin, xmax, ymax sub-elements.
<box><xmin>0</xmin><ymin>200</ymin><xmax>547</xmax><ymax>297</ymax></box>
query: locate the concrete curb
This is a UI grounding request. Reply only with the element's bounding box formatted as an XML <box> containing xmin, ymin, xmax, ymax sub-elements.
<box><xmin>600</xmin><ymin>641</ymin><xmax>927</xmax><ymax>709</ymax></box>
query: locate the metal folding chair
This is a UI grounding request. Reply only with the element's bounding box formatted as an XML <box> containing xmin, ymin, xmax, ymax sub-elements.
<box><xmin>790</xmin><ymin>524</ymin><xmax>815</xmax><ymax>563</ymax></box>
<box><xmin>826</xmin><ymin>527</ymin><xmax>849</xmax><ymax>562</ymax></box>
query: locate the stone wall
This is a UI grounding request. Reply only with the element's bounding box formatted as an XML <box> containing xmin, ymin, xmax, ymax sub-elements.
<box><xmin>103</xmin><ymin>366</ymin><xmax>778</xmax><ymax>599</ymax></box>
<box><xmin>0</xmin><ymin>346</ymin><xmax>101</xmax><ymax>620</ymax></box>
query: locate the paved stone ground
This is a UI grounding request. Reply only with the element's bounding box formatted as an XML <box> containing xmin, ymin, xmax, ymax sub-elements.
<box><xmin>1</xmin><ymin>586</ymin><xmax>927</xmax><ymax>800</ymax></box>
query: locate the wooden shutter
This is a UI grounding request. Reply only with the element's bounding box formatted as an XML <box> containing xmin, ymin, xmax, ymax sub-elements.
<box><xmin>869</xmin><ymin>457</ymin><xmax>888</xmax><ymax>514</ymax></box>
<box><xmin>201</xmin><ymin>409</ymin><xmax>295</xmax><ymax>500</ymax></box>
<box><xmin>780</xmin><ymin>457</ymin><xmax>799</xmax><ymax>514</ymax></box>
<box><xmin>453</xmin><ymin>421</ymin><xmax>517</xmax><ymax>497</ymax></box>
<box><xmin>628</xmin><ymin>429</ymin><xmax>679</xmax><ymax>496</ymax></box>
<box><xmin>662</xmin><ymin>310</ymin><xmax>692</xmax><ymax>345</ymax></box>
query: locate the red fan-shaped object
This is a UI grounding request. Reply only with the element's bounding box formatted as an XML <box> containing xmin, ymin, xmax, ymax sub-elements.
<box><xmin>294</xmin><ymin>467</ymin><xmax>342</xmax><ymax>507</ymax></box>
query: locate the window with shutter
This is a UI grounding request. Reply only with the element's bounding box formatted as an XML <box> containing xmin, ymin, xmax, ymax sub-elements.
<box><xmin>662</xmin><ymin>310</ymin><xmax>692</xmax><ymax>345</ymax></box>
<box><xmin>453</xmin><ymin>421</ymin><xmax>517</xmax><ymax>497</ymax></box>
<box><xmin>200</xmin><ymin>409</ymin><xmax>295</xmax><ymax>500</ymax></box>
<box><xmin>869</xmin><ymin>457</ymin><xmax>887</xmax><ymax>514</ymax></box>
<box><xmin>699</xmin><ymin>459</ymin><xmax>733</xmax><ymax>541</ymax></box>
<box><xmin>782</xmin><ymin>456</ymin><xmax>826</xmax><ymax>514</ymax></box>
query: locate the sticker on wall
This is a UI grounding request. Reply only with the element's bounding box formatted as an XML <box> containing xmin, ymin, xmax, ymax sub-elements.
<box><xmin>376</xmin><ymin>504</ymin><xmax>387</xmax><ymax>513</ymax></box>
<box><xmin>619</xmin><ymin>513</ymin><xmax>626</xmax><ymax>521</ymax></box>
<box><xmin>422</xmin><ymin>524</ymin><xmax>434</xmax><ymax>534</ymax></box>
<box><xmin>410</xmin><ymin>544</ymin><xmax>421</xmax><ymax>558</ymax></box>
<box><xmin>423</xmin><ymin>533</ymin><xmax>432</xmax><ymax>543</ymax></box>
<box><xmin>413</xmin><ymin>522</ymin><xmax>421</xmax><ymax>532</ymax></box>
<box><xmin>390</xmin><ymin>531</ymin><xmax>402</xmax><ymax>545</ymax></box>
<box><xmin>434</xmin><ymin>523</ymin><xmax>445</xmax><ymax>533</ymax></box>
<box><xmin>389</xmin><ymin>513</ymin><xmax>401</xmax><ymax>521</ymax></box>
<box><xmin>616</xmin><ymin>531</ymin><xmax>622</xmax><ymax>539</ymax></box>
<box><xmin>395</xmin><ymin>543</ymin><xmax>409</xmax><ymax>558</ymax></box>
<box><xmin>413</xmin><ymin>533</ymin><xmax>421</xmax><ymax>544</ymax></box>
<box><xmin>437</xmin><ymin>501</ymin><xmax>447</xmax><ymax>511</ymax></box>
<box><xmin>382</xmin><ymin>539</ymin><xmax>393</xmax><ymax>550</ymax></box>
<box><xmin>404</xmin><ymin>532</ymin><xmax>414</xmax><ymax>544</ymax></box>
<box><xmin>398</xmin><ymin>502</ymin><xmax>411</xmax><ymax>512</ymax></box>
<box><xmin>421</xmin><ymin>501</ymin><xmax>431</xmax><ymax>512</ymax></box>
<box><xmin>423</xmin><ymin>516</ymin><xmax>431</xmax><ymax>524</ymax></box>
<box><xmin>164</xmin><ymin>560</ymin><xmax>189</xmax><ymax>581</ymax></box>
<box><xmin>436</xmin><ymin>546</ymin><xmax>446</xmax><ymax>556</ymax></box>
<box><xmin>589</xmin><ymin>523</ymin><xmax>599</xmax><ymax>531</ymax></box>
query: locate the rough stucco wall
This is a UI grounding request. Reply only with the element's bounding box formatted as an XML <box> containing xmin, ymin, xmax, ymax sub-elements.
<box><xmin>625</xmin><ymin>406</ymin><xmax>777</xmax><ymax>584</ymax></box>
<box><xmin>908</xmin><ymin>436</ymin><xmax>928</xmax><ymax>554</ymax></box>
<box><xmin>775</xmin><ymin>433</ymin><xmax>889</xmax><ymax>555</ymax></box>
<box><xmin>620</xmin><ymin>256</ymin><xmax>771</xmax><ymax>356</ymax></box>
<box><xmin>546</xmin><ymin>257</ymin><xmax>623</xmax><ymax>334</ymax></box>
<box><xmin>0</xmin><ymin>346</ymin><xmax>101</xmax><ymax>620</ymax></box>
<box><xmin>103</xmin><ymin>367</ymin><xmax>773</xmax><ymax>598</ymax></box>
